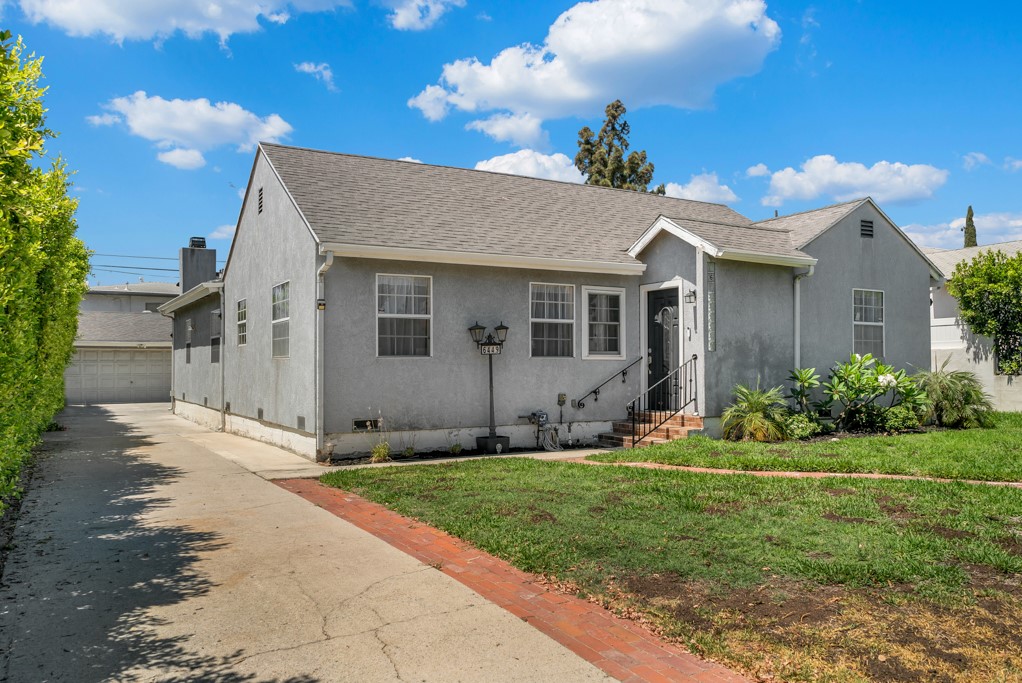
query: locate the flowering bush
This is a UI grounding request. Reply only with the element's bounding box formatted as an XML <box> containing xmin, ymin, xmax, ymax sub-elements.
<box><xmin>821</xmin><ymin>354</ymin><xmax>929</xmax><ymax>431</ymax></box>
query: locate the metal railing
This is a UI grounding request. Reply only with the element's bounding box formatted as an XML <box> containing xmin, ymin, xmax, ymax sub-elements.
<box><xmin>627</xmin><ymin>354</ymin><xmax>698</xmax><ymax>447</ymax></box>
<box><xmin>572</xmin><ymin>357</ymin><xmax>642</xmax><ymax>409</ymax></box>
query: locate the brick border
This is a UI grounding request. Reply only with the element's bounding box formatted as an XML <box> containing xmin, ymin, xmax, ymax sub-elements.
<box><xmin>275</xmin><ymin>479</ymin><xmax>749</xmax><ymax>683</ymax></box>
<box><xmin>564</xmin><ymin>457</ymin><xmax>1022</xmax><ymax>488</ymax></box>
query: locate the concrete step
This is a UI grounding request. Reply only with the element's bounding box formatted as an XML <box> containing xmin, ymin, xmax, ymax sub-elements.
<box><xmin>631</xmin><ymin>412</ymin><xmax>702</xmax><ymax>428</ymax></box>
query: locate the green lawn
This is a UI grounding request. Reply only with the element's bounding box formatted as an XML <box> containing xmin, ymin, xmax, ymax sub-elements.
<box><xmin>588</xmin><ymin>412</ymin><xmax>1022</xmax><ymax>482</ymax></box>
<box><xmin>321</xmin><ymin>459</ymin><xmax>1022</xmax><ymax>682</ymax></box>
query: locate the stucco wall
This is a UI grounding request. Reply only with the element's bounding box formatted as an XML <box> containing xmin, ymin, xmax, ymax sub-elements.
<box><xmin>171</xmin><ymin>294</ymin><xmax>223</xmax><ymax>409</ymax></box>
<box><xmin>81</xmin><ymin>293</ymin><xmax>174</xmax><ymax>313</ymax></box>
<box><xmin>799</xmin><ymin>202</ymin><xmax>931</xmax><ymax>376</ymax></box>
<box><xmin>322</xmin><ymin>259</ymin><xmax>641</xmax><ymax>450</ymax></box>
<box><xmin>222</xmin><ymin>151</ymin><xmax>318</xmax><ymax>437</ymax></box>
<box><xmin>702</xmin><ymin>258</ymin><xmax>794</xmax><ymax>416</ymax></box>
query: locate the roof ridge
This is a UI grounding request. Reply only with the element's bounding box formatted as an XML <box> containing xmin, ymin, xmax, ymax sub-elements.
<box><xmin>754</xmin><ymin>197</ymin><xmax>866</xmax><ymax>224</ymax></box>
<box><xmin>670</xmin><ymin>216</ymin><xmax>791</xmax><ymax>233</ymax></box>
<box><xmin>259</xmin><ymin>141</ymin><xmax>738</xmax><ymax>211</ymax></box>
<box><xmin>939</xmin><ymin>238</ymin><xmax>1022</xmax><ymax>254</ymax></box>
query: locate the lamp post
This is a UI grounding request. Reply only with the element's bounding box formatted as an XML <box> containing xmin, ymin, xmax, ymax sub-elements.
<box><xmin>468</xmin><ymin>321</ymin><xmax>510</xmax><ymax>454</ymax></box>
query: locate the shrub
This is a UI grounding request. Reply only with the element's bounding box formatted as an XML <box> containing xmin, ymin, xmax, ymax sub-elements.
<box><xmin>845</xmin><ymin>403</ymin><xmax>887</xmax><ymax>432</ymax></box>
<box><xmin>882</xmin><ymin>404</ymin><xmax>921</xmax><ymax>432</ymax></box>
<box><xmin>914</xmin><ymin>360</ymin><xmax>994</xmax><ymax>428</ymax></box>
<box><xmin>822</xmin><ymin>354</ymin><xmax>929</xmax><ymax>430</ymax></box>
<box><xmin>370</xmin><ymin>442</ymin><xmax>391</xmax><ymax>463</ymax></box>
<box><xmin>722</xmin><ymin>384</ymin><xmax>789</xmax><ymax>442</ymax></box>
<box><xmin>784</xmin><ymin>412</ymin><xmax>822</xmax><ymax>440</ymax></box>
<box><xmin>449</xmin><ymin>443</ymin><xmax>463</xmax><ymax>455</ymax></box>
<box><xmin>788</xmin><ymin>368</ymin><xmax>822</xmax><ymax>414</ymax></box>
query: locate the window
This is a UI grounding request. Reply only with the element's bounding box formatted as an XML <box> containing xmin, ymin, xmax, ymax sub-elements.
<box><xmin>272</xmin><ymin>282</ymin><xmax>289</xmax><ymax>358</ymax></box>
<box><xmin>582</xmin><ymin>287</ymin><xmax>624</xmax><ymax>359</ymax></box>
<box><xmin>210</xmin><ymin>309</ymin><xmax>221</xmax><ymax>364</ymax></box>
<box><xmin>531</xmin><ymin>283</ymin><xmax>574</xmax><ymax>357</ymax></box>
<box><xmin>377</xmin><ymin>274</ymin><xmax>431</xmax><ymax>357</ymax></box>
<box><xmin>853</xmin><ymin>289</ymin><xmax>884</xmax><ymax>359</ymax></box>
<box><xmin>144</xmin><ymin>302</ymin><xmax>160</xmax><ymax>313</ymax></box>
<box><xmin>237</xmin><ymin>299</ymin><xmax>247</xmax><ymax>346</ymax></box>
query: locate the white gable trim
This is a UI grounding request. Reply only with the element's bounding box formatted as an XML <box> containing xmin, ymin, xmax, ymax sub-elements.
<box><xmin>629</xmin><ymin>216</ymin><xmax>817</xmax><ymax>268</ymax></box>
<box><xmin>157</xmin><ymin>281</ymin><xmax>223</xmax><ymax>316</ymax></box>
<box><xmin>319</xmin><ymin>243</ymin><xmax>646</xmax><ymax>275</ymax></box>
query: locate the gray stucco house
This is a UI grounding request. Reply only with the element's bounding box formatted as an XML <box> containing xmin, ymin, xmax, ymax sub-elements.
<box><xmin>925</xmin><ymin>239</ymin><xmax>1022</xmax><ymax>411</ymax></box>
<box><xmin>159</xmin><ymin>144</ymin><xmax>940</xmax><ymax>460</ymax></box>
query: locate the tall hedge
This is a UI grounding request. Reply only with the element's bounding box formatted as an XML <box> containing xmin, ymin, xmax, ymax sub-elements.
<box><xmin>0</xmin><ymin>32</ymin><xmax>89</xmax><ymax>511</ymax></box>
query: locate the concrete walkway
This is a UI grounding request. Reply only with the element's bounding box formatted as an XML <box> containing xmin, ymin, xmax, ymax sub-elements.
<box><xmin>0</xmin><ymin>404</ymin><xmax>613</xmax><ymax>682</ymax></box>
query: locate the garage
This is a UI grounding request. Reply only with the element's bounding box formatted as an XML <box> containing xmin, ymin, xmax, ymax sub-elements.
<box><xmin>64</xmin><ymin>347</ymin><xmax>172</xmax><ymax>404</ymax></box>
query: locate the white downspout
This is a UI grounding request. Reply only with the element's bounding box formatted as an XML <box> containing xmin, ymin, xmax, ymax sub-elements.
<box><xmin>315</xmin><ymin>250</ymin><xmax>335</xmax><ymax>461</ymax></box>
<box><xmin>219</xmin><ymin>285</ymin><xmax>226</xmax><ymax>432</ymax></box>
<box><xmin>793</xmin><ymin>265</ymin><xmax>815</xmax><ymax>369</ymax></box>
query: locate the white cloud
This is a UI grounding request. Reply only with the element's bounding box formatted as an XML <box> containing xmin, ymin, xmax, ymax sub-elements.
<box><xmin>474</xmin><ymin>150</ymin><xmax>584</xmax><ymax>184</ymax></box>
<box><xmin>664</xmin><ymin>173</ymin><xmax>738</xmax><ymax>203</ymax></box>
<box><xmin>397</xmin><ymin>156</ymin><xmax>423</xmax><ymax>163</ymax></box>
<box><xmin>761</xmin><ymin>154</ymin><xmax>948</xmax><ymax>206</ymax></box>
<box><xmin>156</xmin><ymin>148</ymin><xmax>206</xmax><ymax>170</ymax></box>
<box><xmin>962</xmin><ymin>151</ymin><xmax>991</xmax><ymax>170</ymax></box>
<box><xmin>905</xmin><ymin>211</ymin><xmax>1022</xmax><ymax>249</ymax></box>
<box><xmin>209</xmin><ymin>224</ymin><xmax>237</xmax><ymax>240</ymax></box>
<box><xmin>16</xmin><ymin>0</ymin><xmax>352</xmax><ymax>43</ymax></box>
<box><xmin>745</xmin><ymin>162</ymin><xmax>770</xmax><ymax>177</ymax></box>
<box><xmin>386</xmin><ymin>0</ymin><xmax>465</xmax><ymax>30</ymax></box>
<box><xmin>1005</xmin><ymin>157</ymin><xmax>1022</xmax><ymax>171</ymax></box>
<box><xmin>466</xmin><ymin>113</ymin><xmax>547</xmax><ymax>148</ymax></box>
<box><xmin>409</xmin><ymin>0</ymin><xmax>780</xmax><ymax>141</ymax></box>
<box><xmin>90</xmin><ymin>91</ymin><xmax>292</xmax><ymax>166</ymax></box>
<box><xmin>295</xmin><ymin>61</ymin><xmax>337</xmax><ymax>91</ymax></box>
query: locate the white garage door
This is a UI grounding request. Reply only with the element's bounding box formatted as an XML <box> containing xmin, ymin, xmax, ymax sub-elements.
<box><xmin>64</xmin><ymin>348</ymin><xmax>171</xmax><ymax>404</ymax></box>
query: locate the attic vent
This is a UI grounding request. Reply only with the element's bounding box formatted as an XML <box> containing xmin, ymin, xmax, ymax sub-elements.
<box><xmin>258</xmin><ymin>187</ymin><xmax>264</xmax><ymax>214</ymax></box>
<box><xmin>860</xmin><ymin>219</ymin><xmax>874</xmax><ymax>238</ymax></box>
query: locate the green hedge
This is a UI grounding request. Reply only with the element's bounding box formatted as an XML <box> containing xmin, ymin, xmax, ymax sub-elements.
<box><xmin>0</xmin><ymin>32</ymin><xmax>89</xmax><ymax>513</ymax></box>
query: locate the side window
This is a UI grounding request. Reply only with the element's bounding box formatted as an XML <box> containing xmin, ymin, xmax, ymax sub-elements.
<box><xmin>237</xmin><ymin>299</ymin><xmax>247</xmax><ymax>346</ymax></box>
<box><xmin>853</xmin><ymin>289</ymin><xmax>884</xmax><ymax>359</ymax></box>
<box><xmin>210</xmin><ymin>309</ymin><xmax>221</xmax><ymax>364</ymax></box>
<box><xmin>272</xmin><ymin>282</ymin><xmax>289</xmax><ymax>358</ymax></box>
<box><xmin>377</xmin><ymin>274</ymin><xmax>431</xmax><ymax>357</ymax></box>
<box><xmin>530</xmin><ymin>283</ymin><xmax>574</xmax><ymax>357</ymax></box>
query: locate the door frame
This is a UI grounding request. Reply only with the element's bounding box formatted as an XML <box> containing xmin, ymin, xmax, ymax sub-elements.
<box><xmin>639</xmin><ymin>279</ymin><xmax>684</xmax><ymax>396</ymax></box>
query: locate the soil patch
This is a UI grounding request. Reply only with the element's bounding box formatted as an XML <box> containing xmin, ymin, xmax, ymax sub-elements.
<box><xmin>822</xmin><ymin>512</ymin><xmax>874</xmax><ymax>525</ymax></box>
<box><xmin>925</xmin><ymin>525</ymin><xmax>977</xmax><ymax>541</ymax></box>
<box><xmin>704</xmin><ymin>500</ymin><xmax>746</xmax><ymax>516</ymax></box>
<box><xmin>876</xmin><ymin>495</ymin><xmax>920</xmax><ymax>521</ymax></box>
<box><xmin>824</xmin><ymin>487</ymin><xmax>857</xmax><ymax>497</ymax></box>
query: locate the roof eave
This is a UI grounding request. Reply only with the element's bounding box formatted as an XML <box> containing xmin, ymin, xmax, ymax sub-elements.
<box><xmin>716</xmin><ymin>249</ymin><xmax>818</xmax><ymax>268</ymax></box>
<box><xmin>157</xmin><ymin>280</ymin><xmax>223</xmax><ymax>316</ymax></box>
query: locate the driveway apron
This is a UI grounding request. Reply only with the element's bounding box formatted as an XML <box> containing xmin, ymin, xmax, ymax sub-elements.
<box><xmin>0</xmin><ymin>404</ymin><xmax>611</xmax><ymax>683</ymax></box>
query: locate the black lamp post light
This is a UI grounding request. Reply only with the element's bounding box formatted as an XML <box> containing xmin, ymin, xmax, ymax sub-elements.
<box><xmin>468</xmin><ymin>321</ymin><xmax>510</xmax><ymax>454</ymax></box>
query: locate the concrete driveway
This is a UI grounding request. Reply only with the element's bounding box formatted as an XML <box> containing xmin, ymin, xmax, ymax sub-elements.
<box><xmin>0</xmin><ymin>404</ymin><xmax>612</xmax><ymax>683</ymax></box>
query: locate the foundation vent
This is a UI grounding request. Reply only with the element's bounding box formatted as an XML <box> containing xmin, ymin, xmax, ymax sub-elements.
<box><xmin>297</xmin><ymin>416</ymin><xmax>306</xmax><ymax>431</ymax></box>
<box><xmin>225</xmin><ymin>401</ymin><xmax>231</xmax><ymax>413</ymax></box>
<box><xmin>203</xmin><ymin>397</ymin><xmax>208</xmax><ymax>407</ymax></box>
<box><xmin>257</xmin><ymin>407</ymin><xmax>264</xmax><ymax>420</ymax></box>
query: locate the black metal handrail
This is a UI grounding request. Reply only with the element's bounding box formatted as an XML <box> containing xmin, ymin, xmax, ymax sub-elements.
<box><xmin>628</xmin><ymin>354</ymin><xmax>698</xmax><ymax>447</ymax></box>
<box><xmin>572</xmin><ymin>357</ymin><xmax>642</xmax><ymax>409</ymax></box>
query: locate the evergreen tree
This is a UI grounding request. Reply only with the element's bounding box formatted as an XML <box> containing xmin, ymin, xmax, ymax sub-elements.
<box><xmin>963</xmin><ymin>205</ymin><xmax>977</xmax><ymax>248</ymax></box>
<box><xmin>575</xmin><ymin>100</ymin><xmax>665</xmax><ymax>194</ymax></box>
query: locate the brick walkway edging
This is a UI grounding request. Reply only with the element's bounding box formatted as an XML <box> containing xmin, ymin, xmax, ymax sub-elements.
<box><xmin>563</xmin><ymin>457</ymin><xmax>1022</xmax><ymax>488</ymax></box>
<box><xmin>275</xmin><ymin>479</ymin><xmax>749</xmax><ymax>683</ymax></box>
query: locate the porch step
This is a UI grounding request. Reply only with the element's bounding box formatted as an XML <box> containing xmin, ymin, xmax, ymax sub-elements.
<box><xmin>598</xmin><ymin>413</ymin><xmax>702</xmax><ymax>449</ymax></box>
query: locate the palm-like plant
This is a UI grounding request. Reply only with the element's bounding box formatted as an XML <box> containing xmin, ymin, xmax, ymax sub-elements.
<box><xmin>722</xmin><ymin>384</ymin><xmax>789</xmax><ymax>442</ymax></box>
<box><xmin>914</xmin><ymin>359</ymin><xmax>994</xmax><ymax>428</ymax></box>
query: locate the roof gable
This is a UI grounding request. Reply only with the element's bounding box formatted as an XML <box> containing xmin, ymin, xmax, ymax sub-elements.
<box><xmin>753</xmin><ymin>199</ymin><xmax>865</xmax><ymax>247</ymax></box>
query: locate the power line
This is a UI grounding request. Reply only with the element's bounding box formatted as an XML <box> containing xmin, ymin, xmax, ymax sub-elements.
<box><xmin>93</xmin><ymin>264</ymin><xmax>178</xmax><ymax>272</ymax></box>
<box><xmin>93</xmin><ymin>253</ymin><xmax>178</xmax><ymax>261</ymax></box>
<box><xmin>91</xmin><ymin>267</ymin><xmax>176</xmax><ymax>279</ymax></box>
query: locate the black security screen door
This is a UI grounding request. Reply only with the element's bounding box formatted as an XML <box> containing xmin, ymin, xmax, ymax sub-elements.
<box><xmin>647</xmin><ymin>289</ymin><xmax>680</xmax><ymax>409</ymax></box>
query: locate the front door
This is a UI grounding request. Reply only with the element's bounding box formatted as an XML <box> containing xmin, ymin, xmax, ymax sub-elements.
<box><xmin>647</xmin><ymin>289</ymin><xmax>680</xmax><ymax>409</ymax></box>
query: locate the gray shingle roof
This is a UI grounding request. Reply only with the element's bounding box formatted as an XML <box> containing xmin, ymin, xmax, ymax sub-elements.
<box><xmin>924</xmin><ymin>239</ymin><xmax>1022</xmax><ymax>278</ymax></box>
<box><xmin>90</xmin><ymin>282</ymin><xmax>180</xmax><ymax>295</ymax></box>
<box><xmin>76</xmin><ymin>311</ymin><xmax>172</xmax><ymax>343</ymax></box>
<box><xmin>260</xmin><ymin>143</ymin><xmax>810</xmax><ymax>266</ymax></box>
<box><xmin>753</xmin><ymin>199</ymin><xmax>865</xmax><ymax>248</ymax></box>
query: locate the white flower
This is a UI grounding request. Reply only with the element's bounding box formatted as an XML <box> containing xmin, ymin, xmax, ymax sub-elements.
<box><xmin>877</xmin><ymin>374</ymin><xmax>897</xmax><ymax>388</ymax></box>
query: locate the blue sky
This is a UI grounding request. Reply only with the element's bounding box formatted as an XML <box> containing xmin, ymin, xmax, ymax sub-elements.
<box><xmin>4</xmin><ymin>0</ymin><xmax>1021</xmax><ymax>284</ymax></box>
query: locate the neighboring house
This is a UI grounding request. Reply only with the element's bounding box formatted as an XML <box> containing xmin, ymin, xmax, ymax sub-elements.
<box><xmin>159</xmin><ymin>143</ymin><xmax>941</xmax><ymax>460</ymax></box>
<box><xmin>64</xmin><ymin>282</ymin><xmax>178</xmax><ymax>404</ymax></box>
<box><xmin>924</xmin><ymin>240</ymin><xmax>1022</xmax><ymax>411</ymax></box>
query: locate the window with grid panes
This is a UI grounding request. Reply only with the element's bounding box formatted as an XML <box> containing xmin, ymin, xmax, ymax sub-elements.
<box><xmin>853</xmin><ymin>289</ymin><xmax>884</xmax><ymax>359</ymax></box>
<box><xmin>377</xmin><ymin>275</ymin><xmax>431</xmax><ymax>356</ymax></box>
<box><xmin>531</xmin><ymin>283</ymin><xmax>574</xmax><ymax>357</ymax></box>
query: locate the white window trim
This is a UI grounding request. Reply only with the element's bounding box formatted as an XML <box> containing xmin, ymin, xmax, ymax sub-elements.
<box><xmin>581</xmin><ymin>285</ymin><xmax>626</xmax><ymax>360</ymax></box>
<box><xmin>529</xmin><ymin>282</ymin><xmax>576</xmax><ymax>359</ymax></box>
<box><xmin>237</xmin><ymin>298</ymin><xmax>247</xmax><ymax>346</ymax></box>
<box><xmin>852</xmin><ymin>288</ymin><xmax>885</xmax><ymax>359</ymax></box>
<box><xmin>272</xmin><ymin>280</ymin><xmax>290</xmax><ymax>359</ymax></box>
<box><xmin>375</xmin><ymin>273</ymin><xmax>433</xmax><ymax>359</ymax></box>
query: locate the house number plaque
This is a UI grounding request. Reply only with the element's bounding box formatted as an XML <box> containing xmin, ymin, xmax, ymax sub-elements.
<box><xmin>480</xmin><ymin>344</ymin><xmax>502</xmax><ymax>355</ymax></box>
<box><xmin>706</xmin><ymin>262</ymin><xmax>716</xmax><ymax>352</ymax></box>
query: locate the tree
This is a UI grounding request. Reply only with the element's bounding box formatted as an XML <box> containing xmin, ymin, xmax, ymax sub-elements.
<box><xmin>0</xmin><ymin>31</ymin><xmax>89</xmax><ymax>511</ymax></box>
<box><xmin>962</xmin><ymin>205</ymin><xmax>977</xmax><ymax>248</ymax></box>
<box><xmin>574</xmin><ymin>100</ymin><xmax>665</xmax><ymax>194</ymax></box>
<box><xmin>946</xmin><ymin>249</ymin><xmax>1022</xmax><ymax>374</ymax></box>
